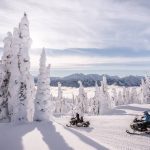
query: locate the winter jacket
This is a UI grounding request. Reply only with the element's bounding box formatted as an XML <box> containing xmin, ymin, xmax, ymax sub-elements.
<box><xmin>143</xmin><ymin>113</ymin><xmax>150</xmax><ymax>122</ymax></box>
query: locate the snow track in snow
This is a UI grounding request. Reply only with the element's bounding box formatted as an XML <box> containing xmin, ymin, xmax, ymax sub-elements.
<box><xmin>0</xmin><ymin>104</ymin><xmax>150</xmax><ymax>150</ymax></box>
<box><xmin>55</xmin><ymin>104</ymin><xmax>150</xmax><ymax>150</ymax></box>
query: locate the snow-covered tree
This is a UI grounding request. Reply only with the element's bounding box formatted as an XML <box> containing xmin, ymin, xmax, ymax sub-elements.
<box><xmin>0</xmin><ymin>32</ymin><xmax>13</xmax><ymax>120</ymax></box>
<box><xmin>99</xmin><ymin>76</ymin><xmax>110</xmax><ymax>115</ymax></box>
<box><xmin>0</xmin><ymin>61</ymin><xmax>5</xmax><ymax>87</ymax></box>
<box><xmin>140</xmin><ymin>76</ymin><xmax>150</xmax><ymax>104</ymax></box>
<box><xmin>34</xmin><ymin>48</ymin><xmax>51</xmax><ymax>121</ymax></box>
<box><xmin>58</xmin><ymin>82</ymin><xmax>63</xmax><ymax>100</ymax></box>
<box><xmin>0</xmin><ymin>13</ymin><xmax>35</xmax><ymax>123</ymax></box>
<box><xmin>140</xmin><ymin>78</ymin><xmax>146</xmax><ymax>103</ymax></box>
<box><xmin>122</xmin><ymin>87</ymin><xmax>130</xmax><ymax>105</ymax></box>
<box><xmin>2</xmin><ymin>32</ymin><xmax>13</xmax><ymax>69</ymax></box>
<box><xmin>130</xmin><ymin>87</ymin><xmax>138</xmax><ymax>104</ymax></box>
<box><xmin>75</xmin><ymin>81</ymin><xmax>87</xmax><ymax>116</ymax></box>
<box><xmin>126</xmin><ymin>88</ymin><xmax>130</xmax><ymax>104</ymax></box>
<box><xmin>90</xmin><ymin>82</ymin><xmax>101</xmax><ymax>115</ymax></box>
<box><xmin>117</xmin><ymin>91</ymin><xmax>123</xmax><ymax>105</ymax></box>
<box><xmin>111</xmin><ymin>88</ymin><xmax>118</xmax><ymax>107</ymax></box>
<box><xmin>7</xmin><ymin>27</ymin><xmax>22</xmax><ymax>121</ymax></box>
<box><xmin>7</xmin><ymin>13</ymin><xmax>35</xmax><ymax>123</ymax></box>
<box><xmin>54</xmin><ymin>82</ymin><xmax>63</xmax><ymax>113</ymax></box>
<box><xmin>0</xmin><ymin>69</ymin><xmax>10</xmax><ymax>120</ymax></box>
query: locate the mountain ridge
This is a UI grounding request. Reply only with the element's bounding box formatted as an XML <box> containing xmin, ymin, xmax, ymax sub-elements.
<box><xmin>34</xmin><ymin>73</ymin><xmax>143</xmax><ymax>87</ymax></box>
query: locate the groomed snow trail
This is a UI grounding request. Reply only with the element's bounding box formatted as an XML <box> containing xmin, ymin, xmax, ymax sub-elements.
<box><xmin>0</xmin><ymin>104</ymin><xmax>150</xmax><ymax>150</ymax></box>
<box><xmin>55</xmin><ymin>104</ymin><xmax>150</xmax><ymax>150</ymax></box>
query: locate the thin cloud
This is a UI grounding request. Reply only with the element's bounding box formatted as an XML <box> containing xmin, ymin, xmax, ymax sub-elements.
<box><xmin>0</xmin><ymin>0</ymin><xmax>150</xmax><ymax>76</ymax></box>
<box><xmin>0</xmin><ymin>0</ymin><xmax>150</xmax><ymax>49</ymax></box>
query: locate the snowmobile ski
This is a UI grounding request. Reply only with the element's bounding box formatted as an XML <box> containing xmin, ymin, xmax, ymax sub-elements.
<box><xmin>126</xmin><ymin>130</ymin><xmax>137</xmax><ymax>135</ymax></box>
<box><xmin>126</xmin><ymin>129</ymin><xmax>150</xmax><ymax>135</ymax></box>
<box><xmin>66</xmin><ymin>124</ymin><xmax>71</xmax><ymax>127</ymax></box>
<box><xmin>66</xmin><ymin>124</ymin><xmax>89</xmax><ymax>128</ymax></box>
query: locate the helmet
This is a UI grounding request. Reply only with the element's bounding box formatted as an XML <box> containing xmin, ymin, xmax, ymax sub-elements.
<box><xmin>143</xmin><ymin>111</ymin><xmax>148</xmax><ymax>115</ymax></box>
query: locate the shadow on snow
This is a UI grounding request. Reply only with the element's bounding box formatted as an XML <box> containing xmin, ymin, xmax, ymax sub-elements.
<box><xmin>37</xmin><ymin>121</ymin><xmax>73</xmax><ymax>150</ymax></box>
<box><xmin>106</xmin><ymin>104</ymin><xmax>149</xmax><ymax>116</ymax></box>
<box><xmin>65</xmin><ymin>126</ymin><xmax>108</xmax><ymax>150</ymax></box>
<box><xmin>0</xmin><ymin>123</ymin><xmax>35</xmax><ymax>150</ymax></box>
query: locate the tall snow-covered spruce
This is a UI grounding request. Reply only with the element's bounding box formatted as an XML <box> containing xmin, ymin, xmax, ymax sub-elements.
<box><xmin>140</xmin><ymin>76</ymin><xmax>150</xmax><ymax>104</ymax></box>
<box><xmin>34</xmin><ymin>48</ymin><xmax>51</xmax><ymax>121</ymax></box>
<box><xmin>54</xmin><ymin>82</ymin><xmax>63</xmax><ymax>114</ymax></box>
<box><xmin>75</xmin><ymin>81</ymin><xmax>88</xmax><ymax>116</ymax></box>
<box><xmin>99</xmin><ymin>76</ymin><xmax>110</xmax><ymax>115</ymax></box>
<box><xmin>0</xmin><ymin>32</ymin><xmax>12</xmax><ymax>120</ymax></box>
<box><xmin>90</xmin><ymin>82</ymin><xmax>101</xmax><ymax>115</ymax></box>
<box><xmin>0</xmin><ymin>13</ymin><xmax>35</xmax><ymax>123</ymax></box>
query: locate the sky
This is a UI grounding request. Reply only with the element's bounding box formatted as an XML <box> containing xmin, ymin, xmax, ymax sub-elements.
<box><xmin>0</xmin><ymin>0</ymin><xmax>150</xmax><ymax>77</ymax></box>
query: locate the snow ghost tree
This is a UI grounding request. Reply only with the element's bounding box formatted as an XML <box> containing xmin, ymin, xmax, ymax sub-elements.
<box><xmin>130</xmin><ymin>87</ymin><xmax>138</xmax><ymax>104</ymax></box>
<box><xmin>0</xmin><ymin>13</ymin><xmax>35</xmax><ymax>123</ymax></box>
<box><xmin>111</xmin><ymin>88</ymin><xmax>118</xmax><ymax>107</ymax></box>
<box><xmin>126</xmin><ymin>88</ymin><xmax>130</xmax><ymax>104</ymax></box>
<box><xmin>34</xmin><ymin>48</ymin><xmax>51</xmax><ymax>121</ymax></box>
<box><xmin>99</xmin><ymin>76</ymin><xmax>110</xmax><ymax>115</ymax></box>
<box><xmin>0</xmin><ymin>70</ymin><xmax>10</xmax><ymax>121</ymax></box>
<box><xmin>0</xmin><ymin>62</ymin><xmax>5</xmax><ymax>87</ymax></box>
<box><xmin>90</xmin><ymin>82</ymin><xmax>101</xmax><ymax>115</ymax></box>
<box><xmin>58</xmin><ymin>82</ymin><xmax>63</xmax><ymax>100</ymax></box>
<box><xmin>75</xmin><ymin>81</ymin><xmax>87</xmax><ymax>116</ymax></box>
<box><xmin>117</xmin><ymin>91</ymin><xmax>123</xmax><ymax>105</ymax></box>
<box><xmin>9</xmin><ymin>13</ymin><xmax>35</xmax><ymax>123</ymax></box>
<box><xmin>54</xmin><ymin>82</ymin><xmax>70</xmax><ymax>115</ymax></box>
<box><xmin>122</xmin><ymin>87</ymin><xmax>130</xmax><ymax>105</ymax></box>
<box><xmin>140</xmin><ymin>76</ymin><xmax>150</xmax><ymax>104</ymax></box>
<box><xmin>55</xmin><ymin>82</ymin><xmax>63</xmax><ymax>114</ymax></box>
<box><xmin>0</xmin><ymin>32</ymin><xmax>12</xmax><ymax>120</ymax></box>
<box><xmin>2</xmin><ymin>32</ymin><xmax>13</xmax><ymax>69</ymax></box>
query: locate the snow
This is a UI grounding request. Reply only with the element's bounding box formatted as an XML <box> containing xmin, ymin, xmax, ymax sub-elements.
<box><xmin>0</xmin><ymin>13</ymin><xmax>150</xmax><ymax>150</ymax></box>
<box><xmin>0</xmin><ymin>104</ymin><xmax>150</xmax><ymax>150</ymax></box>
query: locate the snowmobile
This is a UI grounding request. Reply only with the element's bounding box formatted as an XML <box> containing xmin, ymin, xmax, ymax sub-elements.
<box><xmin>66</xmin><ymin>117</ymin><xmax>90</xmax><ymax>127</ymax></box>
<box><xmin>126</xmin><ymin>116</ymin><xmax>150</xmax><ymax>135</ymax></box>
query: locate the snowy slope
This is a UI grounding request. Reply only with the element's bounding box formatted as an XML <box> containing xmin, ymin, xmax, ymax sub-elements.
<box><xmin>0</xmin><ymin>104</ymin><xmax>150</xmax><ymax>150</ymax></box>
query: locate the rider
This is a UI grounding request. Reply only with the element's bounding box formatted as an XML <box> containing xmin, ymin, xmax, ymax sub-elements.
<box><xmin>142</xmin><ymin>111</ymin><xmax>150</xmax><ymax>122</ymax></box>
<box><xmin>76</xmin><ymin>113</ymin><xmax>80</xmax><ymax>123</ymax></box>
<box><xmin>141</xmin><ymin>111</ymin><xmax>150</xmax><ymax>131</ymax></box>
<box><xmin>80</xmin><ymin>116</ymin><xmax>84</xmax><ymax>123</ymax></box>
<box><xmin>74</xmin><ymin>113</ymin><xmax>84</xmax><ymax>125</ymax></box>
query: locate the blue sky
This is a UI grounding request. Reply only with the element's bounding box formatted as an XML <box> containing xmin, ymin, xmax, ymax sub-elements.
<box><xmin>0</xmin><ymin>0</ymin><xmax>150</xmax><ymax>76</ymax></box>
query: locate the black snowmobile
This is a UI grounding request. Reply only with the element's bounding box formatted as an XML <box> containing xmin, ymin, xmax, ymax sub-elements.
<box><xmin>66</xmin><ymin>113</ymin><xmax>90</xmax><ymax>127</ymax></box>
<box><xmin>126</xmin><ymin>116</ymin><xmax>150</xmax><ymax>135</ymax></box>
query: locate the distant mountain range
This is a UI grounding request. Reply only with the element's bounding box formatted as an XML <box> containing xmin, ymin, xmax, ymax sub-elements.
<box><xmin>34</xmin><ymin>73</ymin><xmax>143</xmax><ymax>87</ymax></box>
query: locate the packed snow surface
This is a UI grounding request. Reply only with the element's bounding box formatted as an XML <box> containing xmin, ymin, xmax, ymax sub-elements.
<box><xmin>0</xmin><ymin>104</ymin><xmax>150</xmax><ymax>150</ymax></box>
